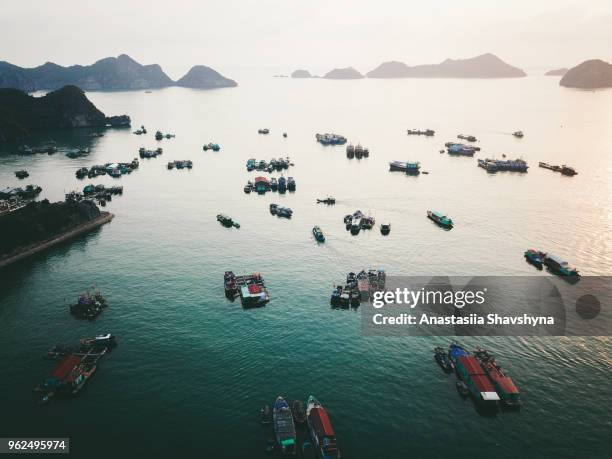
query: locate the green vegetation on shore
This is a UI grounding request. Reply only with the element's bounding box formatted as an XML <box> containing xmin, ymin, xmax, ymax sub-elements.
<box><xmin>0</xmin><ymin>199</ymin><xmax>103</xmax><ymax>257</ymax></box>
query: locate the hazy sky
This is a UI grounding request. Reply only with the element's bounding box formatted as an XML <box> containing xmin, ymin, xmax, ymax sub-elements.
<box><xmin>1</xmin><ymin>0</ymin><xmax>611</xmax><ymax>78</ymax></box>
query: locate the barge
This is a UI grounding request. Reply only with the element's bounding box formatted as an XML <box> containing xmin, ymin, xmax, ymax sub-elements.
<box><xmin>407</xmin><ymin>128</ymin><xmax>435</xmax><ymax>136</ymax></box>
<box><xmin>539</xmin><ymin>162</ymin><xmax>577</xmax><ymax>176</ymax></box>
<box><xmin>478</xmin><ymin>158</ymin><xmax>528</xmax><ymax>173</ymax></box>
<box><xmin>449</xmin><ymin>344</ymin><xmax>500</xmax><ymax>405</ymax></box>
<box><xmin>474</xmin><ymin>348</ymin><xmax>521</xmax><ymax>407</ymax></box>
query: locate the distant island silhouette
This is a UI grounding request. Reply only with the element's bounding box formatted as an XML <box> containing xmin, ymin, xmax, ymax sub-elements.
<box><xmin>560</xmin><ymin>59</ymin><xmax>612</xmax><ymax>89</ymax></box>
<box><xmin>0</xmin><ymin>54</ymin><xmax>237</xmax><ymax>91</ymax></box>
<box><xmin>545</xmin><ymin>68</ymin><xmax>568</xmax><ymax>76</ymax></box>
<box><xmin>323</xmin><ymin>67</ymin><xmax>364</xmax><ymax>79</ymax></box>
<box><xmin>366</xmin><ymin>54</ymin><xmax>525</xmax><ymax>78</ymax></box>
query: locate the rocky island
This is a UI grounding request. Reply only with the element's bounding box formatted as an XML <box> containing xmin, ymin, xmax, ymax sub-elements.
<box><xmin>323</xmin><ymin>67</ymin><xmax>364</xmax><ymax>79</ymax></box>
<box><xmin>0</xmin><ymin>199</ymin><xmax>113</xmax><ymax>268</ymax></box>
<box><xmin>366</xmin><ymin>53</ymin><xmax>526</xmax><ymax>78</ymax></box>
<box><xmin>0</xmin><ymin>54</ymin><xmax>237</xmax><ymax>91</ymax></box>
<box><xmin>0</xmin><ymin>85</ymin><xmax>130</xmax><ymax>142</ymax></box>
<box><xmin>291</xmin><ymin>69</ymin><xmax>312</xmax><ymax>78</ymax></box>
<box><xmin>560</xmin><ymin>59</ymin><xmax>612</xmax><ymax>89</ymax></box>
<box><xmin>175</xmin><ymin>65</ymin><xmax>237</xmax><ymax>88</ymax></box>
<box><xmin>545</xmin><ymin>68</ymin><xmax>568</xmax><ymax>76</ymax></box>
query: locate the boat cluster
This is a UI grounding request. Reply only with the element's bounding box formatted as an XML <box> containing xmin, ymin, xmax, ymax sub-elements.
<box><xmin>343</xmin><ymin>210</ymin><xmax>375</xmax><ymax>235</ymax></box>
<box><xmin>315</xmin><ymin>133</ymin><xmax>347</xmax><ymax>145</ymax></box>
<box><xmin>36</xmin><ymin>333</ymin><xmax>117</xmax><ymax>404</ymax></box>
<box><xmin>524</xmin><ymin>249</ymin><xmax>579</xmax><ymax>276</ymax></box>
<box><xmin>69</xmin><ymin>289</ymin><xmax>108</xmax><ymax>320</ymax></box>
<box><xmin>75</xmin><ymin>159</ymin><xmax>139</xmax><ymax>179</ymax></box>
<box><xmin>245</xmin><ymin>176</ymin><xmax>296</xmax><ymax>194</ymax></box>
<box><xmin>346</xmin><ymin>143</ymin><xmax>370</xmax><ymax>159</ymax></box>
<box><xmin>260</xmin><ymin>395</ymin><xmax>340</xmax><ymax>457</ymax></box>
<box><xmin>478</xmin><ymin>158</ymin><xmax>528</xmax><ymax>173</ymax></box>
<box><xmin>246</xmin><ymin>157</ymin><xmax>292</xmax><ymax>172</ymax></box>
<box><xmin>331</xmin><ymin>269</ymin><xmax>386</xmax><ymax>308</ymax></box>
<box><xmin>0</xmin><ymin>184</ymin><xmax>42</xmax><ymax>200</ymax></box>
<box><xmin>407</xmin><ymin>128</ymin><xmax>435</xmax><ymax>136</ymax></box>
<box><xmin>538</xmin><ymin>162</ymin><xmax>577</xmax><ymax>176</ymax></box>
<box><xmin>224</xmin><ymin>272</ymin><xmax>270</xmax><ymax>307</ymax></box>
<box><xmin>202</xmin><ymin>142</ymin><xmax>220</xmax><ymax>151</ymax></box>
<box><xmin>167</xmin><ymin>160</ymin><xmax>193</xmax><ymax>170</ymax></box>
<box><xmin>270</xmin><ymin>203</ymin><xmax>293</xmax><ymax>218</ymax></box>
<box><xmin>440</xmin><ymin>343</ymin><xmax>521</xmax><ymax>409</ymax></box>
<box><xmin>155</xmin><ymin>130</ymin><xmax>175</xmax><ymax>140</ymax></box>
<box><xmin>217</xmin><ymin>213</ymin><xmax>240</xmax><ymax>229</ymax></box>
<box><xmin>67</xmin><ymin>184</ymin><xmax>124</xmax><ymax>207</ymax></box>
<box><xmin>139</xmin><ymin>147</ymin><xmax>163</xmax><ymax>158</ymax></box>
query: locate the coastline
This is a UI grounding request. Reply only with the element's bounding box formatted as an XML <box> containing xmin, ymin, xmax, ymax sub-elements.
<box><xmin>0</xmin><ymin>211</ymin><xmax>114</xmax><ymax>269</ymax></box>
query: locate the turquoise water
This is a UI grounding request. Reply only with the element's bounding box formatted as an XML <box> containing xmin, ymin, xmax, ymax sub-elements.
<box><xmin>1</xmin><ymin>74</ymin><xmax>611</xmax><ymax>458</ymax></box>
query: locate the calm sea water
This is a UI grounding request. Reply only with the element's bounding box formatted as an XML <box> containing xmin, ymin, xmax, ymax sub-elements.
<box><xmin>0</xmin><ymin>73</ymin><xmax>611</xmax><ymax>458</ymax></box>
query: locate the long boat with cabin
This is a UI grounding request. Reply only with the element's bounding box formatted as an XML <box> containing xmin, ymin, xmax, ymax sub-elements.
<box><xmin>389</xmin><ymin>161</ymin><xmax>420</xmax><ymax>174</ymax></box>
<box><xmin>427</xmin><ymin>210</ymin><xmax>453</xmax><ymax>229</ymax></box>
<box><xmin>273</xmin><ymin>396</ymin><xmax>297</xmax><ymax>455</ymax></box>
<box><xmin>474</xmin><ymin>348</ymin><xmax>521</xmax><ymax>407</ymax></box>
<box><xmin>306</xmin><ymin>395</ymin><xmax>341</xmax><ymax>459</ymax></box>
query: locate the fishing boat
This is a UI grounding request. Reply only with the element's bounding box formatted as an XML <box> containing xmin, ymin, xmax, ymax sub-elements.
<box><xmin>512</xmin><ymin>131</ymin><xmax>524</xmax><ymax>138</ymax></box>
<box><xmin>561</xmin><ymin>165</ymin><xmax>577</xmax><ymax>176</ymax></box>
<box><xmin>217</xmin><ymin>214</ymin><xmax>235</xmax><ymax>228</ymax></box>
<box><xmin>446</xmin><ymin>143</ymin><xmax>476</xmax><ymax>156</ymax></box>
<box><xmin>434</xmin><ymin>347</ymin><xmax>454</xmax><ymax>373</ymax></box>
<box><xmin>474</xmin><ymin>348</ymin><xmax>521</xmax><ymax>407</ymax></box>
<box><xmin>273</xmin><ymin>396</ymin><xmax>297</xmax><ymax>455</ymax></box>
<box><xmin>224</xmin><ymin>271</ymin><xmax>238</xmax><ymax>297</ymax></box>
<box><xmin>270</xmin><ymin>203</ymin><xmax>279</xmax><ymax>215</ymax></box>
<box><xmin>155</xmin><ymin>131</ymin><xmax>163</xmax><ymax>140</ymax></box>
<box><xmin>69</xmin><ymin>289</ymin><xmax>107</xmax><ymax>320</ymax></box>
<box><xmin>354</xmin><ymin>144</ymin><xmax>364</xmax><ymax>159</ymax></box>
<box><xmin>458</xmin><ymin>134</ymin><xmax>477</xmax><ymax>142</ymax></box>
<box><xmin>261</xmin><ymin>404</ymin><xmax>272</xmax><ymax>425</ymax></box>
<box><xmin>407</xmin><ymin>129</ymin><xmax>435</xmax><ymax>136</ymax></box>
<box><xmin>543</xmin><ymin>253</ymin><xmax>579</xmax><ymax>277</ymax></box>
<box><xmin>316</xmin><ymin>133</ymin><xmax>347</xmax><ymax>145</ymax></box>
<box><xmin>313</xmin><ymin>226</ymin><xmax>325</xmax><ymax>243</ymax></box>
<box><xmin>269</xmin><ymin>177</ymin><xmax>278</xmax><ymax>191</ymax></box>
<box><xmin>258</xmin><ymin>128</ymin><xmax>270</xmax><ymax>134</ymax></box>
<box><xmin>449</xmin><ymin>344</ymin><xmax>500</xmax><ymax>405</ymax></box>
<box><xmin>524</xmin><ymin>249</ymin><xmax>544</xmax><ymax>269</ymax></box>
<box><xmin>287</xmin><ymin>177</ymin><xmax>296</xmax><ymax>191</ymax></box>
<box><xmin>389</xmin><ymin>161</ymin><xmax>420</xmax><ymax>174</ymax></box>
<box><xmin>380</xmin><ymin>223</ymin><xmax>391</xmax><ymax>235</ymax></box>
<box><xmin>291</xmin><ymin>400</ymin><xmax>306</xmax><ymax>424</ymax></box>
<box><xmin>15</xmin><ymin>170</ymin><xmax>29</xmax><ymax>179</ymax></box>
<box><xmin>277</xmin><ymin>206</ymin><xmax>293</xmax><ymax>218</ymax></box>
<box><xmin>478</xmin><ymin>158</ymin><xmax>528</xmax><ymax>173</ymax></box>
<box><xmin>427</xmin><ymin>210</ymin><xmax>453</xmax><ymax>229</ymax></box>
<box><xmin>306</xmin><ymin>396</ymin><xmax>341</xmax><ymax>459</ymax></box>
<box><xmin>278</xmin><ymin>176</ymin><xmax>287</xmax><ymax>193</ymax></box>
<box><xmin>283</xmin><ymin>132</ymin><xmax>287</xmax><ymax>138</ymax></box>
<box><xmin>244</xmin><ymin>183</ymin><xmax>252</xmax><ymax>193</ymax></box>
<box><xmin>350</xmin><ymin>217</ymin><xmax>361</xmax><ymax>235</ymax></box>
<box><xmin>317</xmin><ymin>197</ymin><xmax>336</xmax><ymax>205</ymax></box>
<box><xmin>346</xmin><ymin>144</ymin><xmax>355</xmax><ymax>158</ymax></box>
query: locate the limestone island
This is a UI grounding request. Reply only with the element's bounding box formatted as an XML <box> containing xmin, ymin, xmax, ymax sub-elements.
<box><xmin>0</xmin><ymin>85</ymin><xmax>130</xmax><ymax>142</ymax></box>
<box><xmin>0</xmin><ymin>54</ymin><xmax>237</xmax><ymax>91</ymax></box>
<box><xmin>366</xmin><ymin>53</ymin><xmax>526</xmax><ymax>78</ymax></box>
<box><xmin>291</xmin><ymin>69</ymin><xmax>312</xmax><ymax>78</ymax></box>
<box><xmin>560</xmin><ymin>59</ymin><xmax>612</xmax><ymax>89</ymax></box>
<box><xmin>323</xmin><ymin>67</ymin><xmax>364</xmax><ymax>79</ymax></box>
<box><xmin>0</xmin><ymin>199</ymin><xmax>114</xmax><ymax>269</ymax></box>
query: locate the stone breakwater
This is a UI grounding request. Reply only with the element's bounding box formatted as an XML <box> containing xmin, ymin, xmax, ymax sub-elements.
<box><xmin>0</xmin><ymin>212</ymin><xmax>114</xmax><ymax>269</ymax></box>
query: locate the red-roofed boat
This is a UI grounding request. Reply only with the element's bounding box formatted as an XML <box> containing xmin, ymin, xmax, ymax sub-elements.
<box><xmin>306</xmin><ymin>396</ymin><xmax>341</xmax><ymax>459</ymax></box>
<box><xmin>474</xmin><ymin>348</ymin><xmax>521</xmax><ymax>407</ymax></box>
<box><xmin>449</xmin><ymin>344</ymin><xmax>500</xmax><ymax>406</ymax></box>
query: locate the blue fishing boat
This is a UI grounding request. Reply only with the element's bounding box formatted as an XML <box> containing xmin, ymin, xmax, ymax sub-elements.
<box><xmin>278</xmin><ymin>176</ymin><xmax>287</xmax><ymax>193</ymax></box>
<box><xmin>427</xmin><ymin>210</ymin><xmax>453</xmax><ymax>229</ymax></box>
<box><xmin>273</xmin><ymin>396</ymin><xmax>297</xmax><ymax>455</ymax></box>
<box><xmin>524</xmin><ymin>249</ymin><xmax>544</xmax><ymax>269</ymax></box>
<box><xmin>313</xmin><ymin>226</ymin><xmax>325</xmax><ymax>243</ymax></box>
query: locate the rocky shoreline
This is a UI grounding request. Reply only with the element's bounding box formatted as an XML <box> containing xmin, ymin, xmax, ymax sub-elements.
<box><xmin>0</xmin><ymin>211</ymin><xmax>114</xmax><ymax>269</ymax></box>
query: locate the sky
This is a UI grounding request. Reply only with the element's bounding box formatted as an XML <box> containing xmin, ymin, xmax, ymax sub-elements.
<box><xmin>1</xmin><ymin>0</ymin><xmax>611</xmax><ymax>79</ymax></box>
